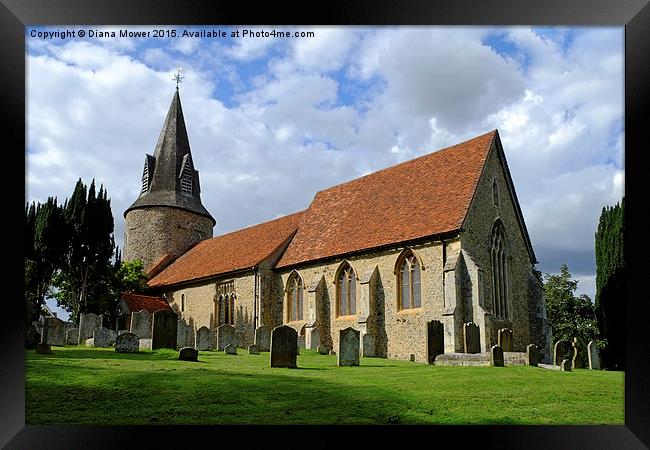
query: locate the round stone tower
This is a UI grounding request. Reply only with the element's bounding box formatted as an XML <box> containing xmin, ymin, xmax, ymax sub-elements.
<box><xmin>123</xmin><ymin>89</ymin><xmax>215</xmax><ymax>270</ymax></box>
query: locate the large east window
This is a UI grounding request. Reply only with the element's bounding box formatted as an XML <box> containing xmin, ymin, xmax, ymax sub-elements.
<box><xmin>491</xmin><ymin>220</ymin><xmax>510</xmax><ymax>319</ymax></box>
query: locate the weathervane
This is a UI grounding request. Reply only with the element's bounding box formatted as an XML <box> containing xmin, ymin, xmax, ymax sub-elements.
<box><xmin>173</xmin><ymin>66</ymin><xmax>184</xmax><ymax>89</ymax></box>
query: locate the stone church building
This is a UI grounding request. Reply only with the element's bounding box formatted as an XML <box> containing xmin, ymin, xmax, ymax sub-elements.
<box><xmin>123</xmin><ymin>90</ymin><xmax>551</xmax><ymax>363</ymax></box>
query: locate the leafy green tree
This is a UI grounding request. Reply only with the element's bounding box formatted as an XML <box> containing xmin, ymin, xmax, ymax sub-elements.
<box><xmin>544</xmin><ymin>264</ymin><xmax>599</xmax><ymax>366</ymax></box>
<box><xmin>594</xmin><ymin>198</ymin><xmax>625</xmax><ymax>370</ymax></box>
<box><xmin>115</xmin><ymin>259</ymin><xmax>150</xmax><ymax>294</ymax></box>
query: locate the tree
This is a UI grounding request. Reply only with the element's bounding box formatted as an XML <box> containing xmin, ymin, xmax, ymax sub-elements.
<box><xmin>114</xmin><ymin>259</ymin><xmax>150</xmax><ymax>295</ymax></box>
<box><xmin>594</xmin><ymin>197</ymin><xmax>625</xmax><ymax>370</ymax></box>
<box><xmin>544</xmin><ymin>264</ymin><xmax>599</xmax><ymax>366</ymax></box>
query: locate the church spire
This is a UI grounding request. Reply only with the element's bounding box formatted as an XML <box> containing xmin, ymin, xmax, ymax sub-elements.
<box><xmin>124</xmin><ymin>89</ymin><xmax>215</xmax><ymax>225</ymax></box>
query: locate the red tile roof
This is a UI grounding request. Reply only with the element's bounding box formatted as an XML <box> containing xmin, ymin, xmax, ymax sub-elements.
<box><xmin>120</xmin><ymin>292</ymin><xmax>171</xmax><ymax>313</ymax></box>
<box><xmin>275</xmin><ymin>130</ymin><xmax>497</xmax><ymax>268</ymax></box>
<box><xmin>148</xmin><ymin>211</ymin><xmax>304</xmax><ymax>287</ymax></box>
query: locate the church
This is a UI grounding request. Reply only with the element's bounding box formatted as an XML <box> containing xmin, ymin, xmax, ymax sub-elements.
<box><xmin>123</xmin><ymin>89</ymin><xmax>551</xmax><ymax>363</ymax></box>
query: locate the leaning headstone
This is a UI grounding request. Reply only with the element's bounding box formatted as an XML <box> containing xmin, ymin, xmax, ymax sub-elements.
<box><xmin>426</xmin><ymin>320</ymin><xmax>444</xmax><ymax>364</ymax></box>
<box><xmin>553</xmin><ymin>340</ymin><xmax>566</xmax><ymax>366</ymax></box>
<box><xmin>526</xmin><ymin>344</ymin><xmax>539</xmax><ymax>366</ymax></box>
<box><xmin>139</xmin><ymin>339</ymin><xmax>153</xmax><ymax>351</ymax></box>
<box><xmin>130</xmin><ymin>310</ymin><xmax>153</xmax><ymax>339</ymax></box>
<box><xmin>306</xmin><ymin>328</ymin><xmax>320</xmax><ymax>350</ymax></box>
<box><xmin>66</xmin><ymin>327</ymin><xmax>79</xmax><ymax>345</ymax></box>
<box><xmin>93</xmin><ymin>328</ymin><xmax>114</xmax><ymax>348</ymax></box>
<box><xmin>248</xmin><ymin>344</ymin><xmax>260</xmax><ymax>355</ymax></box>
<box><xmin>571</xmin><ymin>338</ymin><xmax>581</xmax><ymax>370</ymax></box>
<box><xmin>35</xmin><ymin>342</ymin><xmax>52</xmax><ymax>354</ymax></box>
<box><xmin>225</xmin><ymin>343</ymin><xmax>237</xmax><ymax>355</ymax></box>
<box><xmin>270</xmin><ymin>325</ymin><xmax>298</xmax><ymax>368</ymax></box>
<box><xmin>490</xmin><ymin>345</ymin><xmax>504</xmax><ymax>367</ymax></box>
<box><xmin>561</xmin><ymin>359</ymin><xmax>572</xmax><ymax>371</ymax></box>
<box><xmin>78</xmin><ymin>313</ymin><xmax>102</xmax><ymax>343</ymax></box>
<box><xmin>337</xmin><ymin>327</ymin><xmax>360</xmax><ymax>367</ymax></box>
<box><xmin>177</xmin><ymin>318</ymin><xmax>191</xmax><ymax>350</ymax></box>
<box><xmin>217</xmin><ymin>324</ymin><xmax>235</xmax><ymax>351</ymax></box>
<box><xmin>179</xmin><ymin>347</ymin><xmax>198</xmax><ymax>361</ymax></box>
<box><xmin>152</xmin><ymin>309</ymin><xmax>178</xmax><ymax>349</ymax></box>
<box><xmin>317</xmin><ymin>345</ymin><xmax>330</xmax><ymax>355</ymax></box>
<box><xmin>254</xmin><ymin>326</ymin><xmax>271</xmax><ymax>351</ymax></box>
<box><xmin>362</xmin><ymin>333</ymin><xmax>375</xmax><ymax>357</ymax></box>
<box><xmin>463</xmin><ymin>322</ymin><xmax>480</xmax><ymax>354</ymax></box>
<box><xmin>196</xmin><ymin>326</ymin><xmax>212</xmax><ymax>351</ymax></box>
<box><xmin>45</xmin><ymin>317</ymin><xmax>66</xmax><ymax>346</ymax></box>
<box><xmin>115</xmin><ymin>332</ymin><xmax>139</xmax><ymax>353</ymax></box>
<box><xmin>498</xmin><ymin>328</ymin><xmax>514</xmax><ymax>352</ymax></box>
<box><xmin>588</xmin><ymin>340</ymin><xmax>600</xmax><ymax>370</ymax></box>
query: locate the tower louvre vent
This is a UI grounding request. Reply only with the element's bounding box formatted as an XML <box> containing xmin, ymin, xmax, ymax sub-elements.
<box><xmin>141</xmin><ymin>163</ymin><xmax>149</xmax><ymax>194</ymax></box>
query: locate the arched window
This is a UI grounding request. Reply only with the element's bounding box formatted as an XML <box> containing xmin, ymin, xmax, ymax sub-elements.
<box><xmin>397</xmin><ymin>250</ymin><xmax>422</xmax><ymax>310</ymax></box>
<box><xmin>491</xmin><ymin>220</ymin><xmax>510</xmax><ymax>319</ymax></box>
<box><xmin>287</xmin><ymin>272</ymin><xmax>304</xmax><ymax>322</ymax></box>
<box><xmin>336</xmin><ymin>262</ymin><xmax>356</xmax><ymax>316</ymax></box>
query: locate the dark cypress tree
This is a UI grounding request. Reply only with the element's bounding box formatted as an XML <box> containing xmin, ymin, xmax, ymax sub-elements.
<box><xmin>594</xmin><ymin>197</ymin><xmax>625</xmax><ymax>370</ymax></box>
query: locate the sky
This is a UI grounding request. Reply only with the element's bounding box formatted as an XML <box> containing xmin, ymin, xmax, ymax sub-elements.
<box><xmin>25</xmin><ymin>26</ymin><xmax>624</xmax><ymax>321</ymax></box>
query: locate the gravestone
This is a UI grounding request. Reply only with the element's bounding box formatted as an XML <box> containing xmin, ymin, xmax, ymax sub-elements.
<box><xmin>329</xmin><ymin>350</ymin><xmax>336</xmax><ymax>356</ymax></box>
<box><xmin>587</xmin><ymin>340</ymin><xmax>600</xmax><ymax>370</ymax></box>
<box><xmin>26</xmin><ymin>324</ymin><xmax>41</xmax><ymax>349</ymax></box>
<box><xmin>426</xmin><ymin>320</ymin><xmax>444</xmax><ymax>364</ymax></box>
<box><xmin>337</xmin><ymin>327</ymin><xmax>360</xmax><ymax>367</ymax></box>
<box><xmin>152</xmin><ymin>309</ymin><xmax>178</xmax><ymax>349</ymax></box>
<box><xmin>139</xmin><ymin>339</ymin><xmax>153</xmax><ymax>351</ymax></box>
<box><xmin>35</xmin><ymin>342</ymin><xmax>52</xmax><ymax>354</ymax></box>
<box><xmin>317</xmin><ymin>345</ymin><xmax>331</xmax><ymax>355</ymax></box>
<box><xmin>463</xmin><ymin>322</ymin><xmax>480</xmax><ymax>354</ymax></box>
<box><xmin>297</xmin><ymin>335</ymin><xmax>305</xmax><ymax>350</ymax></box>
<box><xmin>270</xmin><ymin>325</ymin><xmax>298</xmax><ymax>368</ymax></box>
<box><xmin>217</xmin><ymin>324</ymin><xmax>235</xmax><ymax>351</ymax></box>
<box><xmin>248</xmin><ymin>344</ymin><xmax>260</xmax><ymax>354</ymax></box>
<box><xmin>196</xmin><ymin>326</ymin><xmax>212</xmax><ymax>351</ymax></box>
<box><xmin>130</xmin><ymin>310</ymin><xmax>153</xmax><ymax>339</ymax></box>
<box><xmin>179</xmin><ymin>347</ymin><xmax>198</xmax><ymax>361</ymax></box>
<box><xmin>571</xmin><ymin>338</ymin><xmax>581</xmax><ymax>369</ymax></box>
<box><xmin>306</xmin><ymin>328</ymin><xmax>320</xmax><ymax>350</ymax></box>
<box><xmin>66</xmin><ymin>327</ymin><xmax>79</xmax><ymax>345</ymax></box>
<box><xmin>490</xmin><ymin>345</ymin><xmax>504</xmax><ymax>367</ymax></box>
<box><xmin>526</xmin><ymin>344</ymin><xmax>539</xmax><ymax>366</ymax></box>
<box><xmin>93</xmin><ymin>328</ymin><xmax>114</xmax><ymax>347</ymax></box>
<box><xmin>78</xmin><ymin>313</ymin><xmax>102</xmax><ymax>343</ymax></box>
<box><xmin>177</xmin><ymin>318</ymin><xmax>191</xmax><ymax>350</ymax></box>
<box><xmin>362</xmin><ymin>333</ymin><xmax>375</xmax><ymax>357</ymax></box>
<box><xmin>254</xmin><ymin>326</ymin><xmax>271</xmax><ymax>351</ymax></box>
<box><xmin>45</xmin><ymin>317</ymin><xmax>66</xmax><ymax>346</ymax></box>
<box><xmin>498</xmin><ymin>328</ymin><xmax>514</xmax><ymax>352</ymax></box>
<box><xmin>553</xmin><ymin>340</ymin><xmax>566</xmax><ymax>366</ymax></box>
<box><xmin>225</xmin><ymin>343</ymin><xmax>237</xmax><ymax>355</ymax></box>
<box><xmin>115</xmin><ymin>332</ymin><xmax>139</xmax><ymax>353</ymax></box>
<box><xmin>561</xmin><ymin>359</ymin><xmax>572</xmax><ymax>371</ymax></box>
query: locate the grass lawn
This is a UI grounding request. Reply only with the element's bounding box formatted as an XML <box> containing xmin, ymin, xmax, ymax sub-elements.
<box><xmin>25</xmin><ymin>346</ymin><xmax>624</xmax><ymax>425</ymax></box>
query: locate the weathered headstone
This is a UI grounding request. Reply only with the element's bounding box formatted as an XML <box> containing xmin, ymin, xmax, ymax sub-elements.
<box><xmin>225</xmin><ymin>343</ymin><xmax>237</xmax><ymax>355</ymax></box>
<box><xmin>561</xmin><ymin>359</ymin><xmax>572</xmax><ymax>371</ymax></box>
<box><xmin>526</xmin><ymin>344</ymin><xmax>539</xmax><ymax>366</ymax></box>
<box><xmin>217</xmin><ymin>324</ymin><xmax>235</xmax><ymax>351</ymax></box>
<box><xmin>587</xmin><ymin>340</ymin><xmax>600</xmax><ymax>370</ymax></box>
<box><xmin>93</xmin><ymin>328</ymin><xmax>114</xmax><ymax>348</ymax></box>
<box><xmin>45</xmin><ymin>317</ymin><xmax>66</xmax><ymax>346</ymax></box>
<box><xmin>248</xmin><ymin>344</ymin><xmax>260</xmax><ymax>354</ymax></box>
<box><xmin>362</xmin><ymin>333</ymin><xmax>375</xmax><ymax>357</ymax></box>
<box><xmin>571</xmin><ymin>338</ymin><xmax>581</xmax><ymax>370</ymax></box>
<box><xmin>490</xmin><ymin>345</ymin><xmax>504</xmax><ymax>367</ymax></box>
<box><xmin>139</xmin><ymin>338</ymin><xmax>153</xmax><ymax>351</ymax></box>
<box><xmin>78</xmin><ymin>313</ymin><xmax>102</xmax><ymax>343</ymax></box>
<box><xmin>297</xmin><ymin>334</ymin><xmax>305</xmax><ymax>350</ymax></box>
<box><xmin>463</xmin><ymin>322</ymin><xmax>480</xmax><ymax>354</ymax></box>
<box><xmin>254</xmin><ymin>326</ymin><xmax>271</xmax><ymax>351</ymax></box>
<box><xmin>195</xmin><ymin>326</ymin><xmax>212</xmax><ymax>351</ymax></box>
<box><xmin>270</xmin><ymin>325</ymin><xmax>298</xmax><ymax>368</ymax></box>
<box><xmin>115</xmin><ymin>332</ymin><xmax>139</xmax><ymax>353</ymax></box>
<box><xmin>498</xmin><ymin>328</ymin><xmax>514</xmax><ymax>352</ymax></box>
<box><xmin>177</xmin><ymin>318</ymin><xmax>191</xmax><ymax>350</ymax></box>
<box><xmin>553</xmin><ymin>340</ymin><xmax>566</xmax><ymax>366</ymax></box>
<box><xmin>179</xmin><ymin>347</ymin><xmax>198</xmax><ymax>361</ymax></box>
<box><xmin>317</xmin><ymin>345</ymin><xmax>331</xmax><ymax>355</ymax></box>
<box><xmin>337</xmin><ymin>327</ymin><xmax>360</xmax><ymax>367</ymax></box>
<box><xmin>306</xmin><ymin>328</ymin><xmax>320</xmax><ymax>350</ymax></box>
<box><xmin>26</xmin><ymin>324</ymin><xmax>41</xmax><ymax>349</ymax></box>
<box><xmin>66</xmin><ymin>327</ymin><xmax>79</xmax><ymax>345</ymax></box>
<box><xmin>152</xmin><ymin>309</ymin><xmax>178</xmax><ymax>349</ymax></box>
<box><xmin>35</xmin><ymin>342</ymin><xmax>52</xmax><ymax>354</ymax></box>
<box><xmin>130</xmin><ymin>310</ymin><xmax>153</xmax><ymax>339</ymax></box>
<box><xmin>426</xmin><ymin>320</ymin><xmax>444</xmax><ymax>364</ymax></box>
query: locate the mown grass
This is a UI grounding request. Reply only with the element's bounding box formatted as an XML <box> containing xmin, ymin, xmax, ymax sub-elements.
<box><xmin>25</xmin><ymin>346</ymin><xmax>624</xmax><ymax>425</ymax></box>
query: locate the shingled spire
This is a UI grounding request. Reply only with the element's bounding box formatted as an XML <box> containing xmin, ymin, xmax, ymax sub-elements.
<box><xmin>125</xmin><ymin>90</ymin><xmax>215</xmax><ymax>225</ymax></box>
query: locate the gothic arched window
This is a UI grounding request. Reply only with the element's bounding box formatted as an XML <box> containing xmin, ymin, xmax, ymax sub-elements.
<box><xmin>336</xmin><ymin>262</ymin><xmax>356</xmax><ymax>316</ymax></box>
<box><xmin>491</xmin><ymin>220</ymin><xmax>510</xmax><ymax>319</ymax></box>
<box><xmin>397</xmin><ymin>250</ymin><xmax>422</xmax><ymax>310</ymax></box>
<box><xmin>287</xmin><ymin>272</ymin><xmax>304</xmax><ymax>322</ymax></box>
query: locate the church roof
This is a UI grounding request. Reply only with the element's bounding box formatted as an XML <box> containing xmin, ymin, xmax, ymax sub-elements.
<box><xmin>147</xmin><ymin>211</ymin><xmax>304</xmax><ymax>287</ymax></box>
<box><xmin>124</xmin><ymin>90</ymin><xmax>215</xmax><ymax>224</ymax></box>
<box><xmin>119</xmin><ymin>292</ymin><xmax>171</xmax><ymax>313</ymax></box>
<box><xmin>275</xmin><ymin>130</ymin><xmax>497</xmax><ymax>268</ymax></box>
